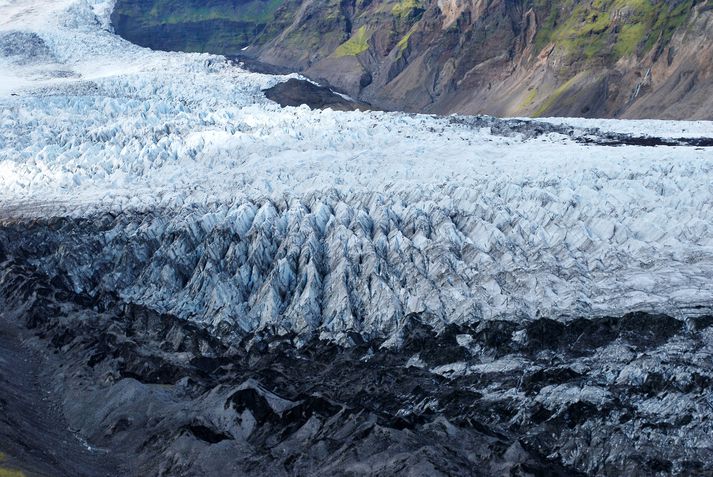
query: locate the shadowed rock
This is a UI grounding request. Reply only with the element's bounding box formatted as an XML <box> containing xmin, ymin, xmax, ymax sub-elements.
<box><xmin>263</xmin><ymin>78</ymin><xmax>372</xmax><ymax>111</ymax></box>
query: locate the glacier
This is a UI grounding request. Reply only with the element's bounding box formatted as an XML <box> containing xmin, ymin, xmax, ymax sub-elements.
<box><xmin>2</xmin><ymin>0</ymin><xmax>713</xmax><ymax>343</ymax></box>
<box><xmin>2</xmin><ymin>1</ymin><xmax>713</xmax><ymax>476</ymax></box>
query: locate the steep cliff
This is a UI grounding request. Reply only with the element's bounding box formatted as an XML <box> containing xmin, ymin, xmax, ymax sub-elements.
<box><xmin>112</xmin><ymin>0</ymin><xmax>713</xmax><ymax>119</ymax></box>
<box><xmin>111</xmin><ymin>0</ymin><xmax>293</xmax><ymax>53</ymax></box>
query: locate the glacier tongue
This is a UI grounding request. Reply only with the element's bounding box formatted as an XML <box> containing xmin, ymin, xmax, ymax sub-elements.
<box><xmin>2</xmin><ymin>0</ymin><xmax>713</xmax><ymax>342</ymax></box>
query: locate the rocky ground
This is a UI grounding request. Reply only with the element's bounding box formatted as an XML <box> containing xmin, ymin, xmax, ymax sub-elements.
<box><xmin>0</xmin><ymin>303</ymin><xmax>123</xmax><ymax>477</ymax></box>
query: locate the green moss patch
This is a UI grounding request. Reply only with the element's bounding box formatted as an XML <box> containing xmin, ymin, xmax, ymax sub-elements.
<box><xmin>615</xmin><ymin>23</ymin><xmax>646</xmax><ymax>57</ymax></box>
<box><xmin>531</xmin><ymin>0</ymin><xmax>696</xmax><ymax>62</ymax></box>
<box><xmin>334</xmin><ymin>26</ymin><xmax>371</xmax><ymax>57</ymax></box>
<box><xmin>0</xmin><ymin>451</ymin><xmax>25</xmax><ymax>477</ymax></box>
<box><xmin>396</xmin><ymin>28</ymin><xmax>415</xmax><ymax>56</ymax></box>
<box><xmin>0</xmin><ymin>467</ymin><xmax>26</xmax><ymax>477</ymax></box>
<box><xmin>392</xmin><ymin>0</ymin><xmax>424</xmax><ymax>20</ymax></box>
<box><xmin>534</xmin><ymin>75</ymin><xmax>579</xmax><ymax>117</ymax></box>
<box><xmin>518</xmin><ymin>89</ymin><xmax>538</xmax><ymax>110</ymax></box>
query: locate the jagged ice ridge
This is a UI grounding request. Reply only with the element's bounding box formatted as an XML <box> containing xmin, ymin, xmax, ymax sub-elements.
<box><xmin>1</xmin><ymin>0</ymin><xmax>713</xmax><ymax>343</ymax></box>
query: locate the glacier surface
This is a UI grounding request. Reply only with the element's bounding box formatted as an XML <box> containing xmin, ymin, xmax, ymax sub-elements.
<box><xmin>2</xmin><ymin>0</ymin><xmax>713</xmax><ymax>342</ymax></box>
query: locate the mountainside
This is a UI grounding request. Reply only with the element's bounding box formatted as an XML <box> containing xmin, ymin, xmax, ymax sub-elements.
<box><xmin>112</xmin><ymin>0</ymin><xmax>713</xmax><ymax>118</ymax></box>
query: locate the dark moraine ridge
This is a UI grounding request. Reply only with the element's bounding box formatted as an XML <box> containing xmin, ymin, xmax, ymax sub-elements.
<box><xmin>1</xmin><ymin>215</ymin><xmax>713</xmax><ymax>476</ymax></box>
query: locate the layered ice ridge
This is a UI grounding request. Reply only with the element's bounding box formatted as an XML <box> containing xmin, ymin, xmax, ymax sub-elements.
<box><xmin>3</xmin><ymin>175</ymin><xmax>713</xmax><ymax>342</ymax></box>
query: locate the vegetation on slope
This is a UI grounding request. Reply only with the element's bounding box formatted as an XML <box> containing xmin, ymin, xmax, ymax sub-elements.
<box><xmin>111</xmin><ymin>0</ymin><xmax>712</xmax><ymax>118</ymax></box>
<box><xmin>532</xmin><ymin>0</ymin><xmax>699</xmax><ymax>62</ymax></box>
<box><xmin>334</xmin><ymin>26</ymin><xmax>371</xmax><ymax>57</ymax></box>
<box><xmin>112</xmin><ymin>0</ymin><xmax>288</xmax><ymax>53</ymax></box>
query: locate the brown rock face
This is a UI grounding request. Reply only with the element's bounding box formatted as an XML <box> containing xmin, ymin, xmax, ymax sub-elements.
<box><xmin>113</xmin><ymin>0</ymin><xmax>713</xmax><ymax>119</ymax></box>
